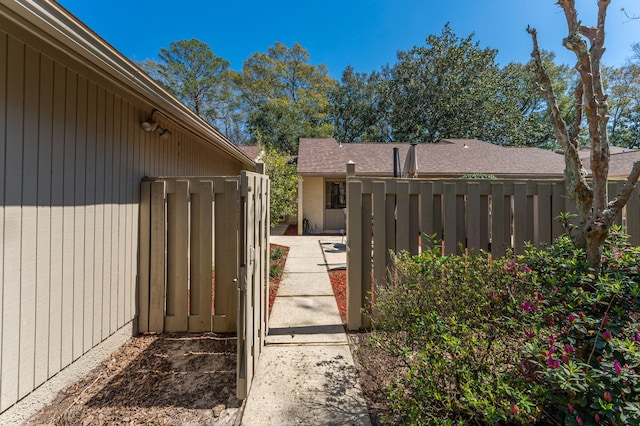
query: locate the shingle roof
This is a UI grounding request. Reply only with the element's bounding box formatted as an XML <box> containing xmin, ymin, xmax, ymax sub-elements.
<box><xmin>582</xmin><ymin>149</ymin><xmax>640</xmax><ymax>178</ymax></box>
<box><xmin>297</xmin><ymin>138</ymin><xmax>567</xmax><ymax>178</ymax></box>
<box><xmin>238</xmin><ymin>145</ymin><xmax>263</xmax><ymax>161</ymax></box>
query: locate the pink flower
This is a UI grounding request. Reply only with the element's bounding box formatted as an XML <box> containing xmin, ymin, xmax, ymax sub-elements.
<box><xmin>577</xmin><ymin>312</ymin><xmax>585</xmax><ymax>319</ymax></box>
<box><xmin>562</xmin><ymin>354</ymin><xmax>570</xmax><ymax>362</ymax></box>
<box><xmin>564</xmin><ymin>344</ymin><xmax>575</xmax><ymax>354</ymax></box>
<box><xmin>602</xmin><ymin>316</ymin><xmax>609</xmax><ymax>326</ymax></box>
<box><xmin>520</xmin><ymin>265</ymin><xmax>531</xmax><ymax>273</ymax></box>
<box><xmin>522</xmin><ymin>300</ymin><xmax>533</xmax><ymax>312</ymax></box>
<box><xmin>552</xmin><ymin>285</ymin><xmax>558</xmax><ymax>293</ymax></box>
<box><xmin>547</xmin><ymin>356</ymin><xmax>560</xmax><ymax>369</ymax></box>
<box><xmin>549</xmin><ymin>335</ymin><xmax>555</xmax><ymax>346</ymax></box>
<box><xmin>567</xmin><ymin>403</ymin><xmax>574</xmax><ymax>413</ymax></box>
<box><xmin>511</xmin><ymin>404</ymin><xmax>519</xmax><ymax>415</ymax></box>
<box><xmin>595</xmin><ymin>413</ymin><xmax>601</xmax><ymax>423</ymax></box>
<box><xmin>614</xmin><ymin>360</ymin><xmax>622</xmax><ymax>375</ymax></box>
<box><xmin>602</xmin><ymin>330</ymin><xmax>612</xmax><ymax>340</ymax></box>
<box><xmin>576</xmin><ymin>416</ymin><xmax>584</xmax><ymax>425</ymax></box>
<box><xmin>525</xmin><ymin>331</ymin><xmax>535</xmax><ymax>339</ymax></box>
<box><xmin>537</xmin><ymin>293</ymin><xmax>543</xmax><ymax>301</ymax></box>
<box><xmin>547</xmin><ymin>316</ymin><xmax>555</xmax><ymax>325</ymax></box>
<box><xmin>568</xmin><ymin>313</ymin><xmax>576</xmax><ymax>323</ymax></box>
<box><xmin>604</xmin><ymin>391</ymin><xmax>612</xmax><ymax>402</ymax></box>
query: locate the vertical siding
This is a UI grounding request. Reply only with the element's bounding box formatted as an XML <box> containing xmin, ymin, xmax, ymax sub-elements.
<box><xmin>34</xmin><ymin>54</ymin><xmax>54</xmax><ymax>389</ymax></box>
<box><xmin>0</xmin><ymin>30</ymin><xmax>6</xmax><ymax>413</ymax></box>
<box><xmin>2</xmin><ymin>35</ymin><xmax>24</xmax><ymax>411</ymax></box>
<box><xmin>0</xmin><ymin>31</ymin><xmax>247</xmax><ymax>412</ymax></box>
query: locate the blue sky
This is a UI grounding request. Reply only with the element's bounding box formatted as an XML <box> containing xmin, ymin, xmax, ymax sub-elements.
<box><xmin>58</xmin><ymin>1</ymin><xmax>638</xmax><ymax>79</ymax></box>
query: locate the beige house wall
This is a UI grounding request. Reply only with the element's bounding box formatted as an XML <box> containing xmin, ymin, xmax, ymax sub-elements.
<box><xmin>300</xmin><ymin>176</ymin><xmax>324</xmax><ymax>234</ymax></box>
<box><xmin>0</xmin><ymin>5</ymin><xmax>250</xmax><ymax>412</ymax></box>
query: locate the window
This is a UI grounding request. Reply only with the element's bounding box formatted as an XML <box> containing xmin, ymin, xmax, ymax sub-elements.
<box><xmin>325</xmin><ymin>181</ymin><xmax>346</xmax><ymax>209</ymax></box>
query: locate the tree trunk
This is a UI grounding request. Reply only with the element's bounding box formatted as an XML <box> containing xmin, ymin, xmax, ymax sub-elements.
<box><xmin>528</xmin><ymin>1</ymin><xmax>640</xmax><ymax>274</ymax></box>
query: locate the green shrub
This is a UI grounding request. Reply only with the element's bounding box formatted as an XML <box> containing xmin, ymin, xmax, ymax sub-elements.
<box><xmin>270</xmin><ymin>246</ymin><xmax>285</xmax><ymax>261</ymax></box>
<box><xmin>371</xmin><ymin>239</ymin><xmax>545</xmax><ymax>424</ymax></box>
<box><xmin>517</xmin><ymin>227</ymin><xmax>640</xmax><ymax>425</ymax></box>
<box><xmin>370</xmin><ymin>228</ymin><xmax>640</xmax><ymax>425</ymax></box>
<box><xmin>459</xmin><ymin>173</ymin><xmax>497</xmax><ymax>179</ymax></box>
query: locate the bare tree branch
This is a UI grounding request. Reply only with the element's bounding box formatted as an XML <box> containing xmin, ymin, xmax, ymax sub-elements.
<box><xmin>526</xmin><ymin>25</ymin><xmax>593</xmax><ymax>219</ymax></box>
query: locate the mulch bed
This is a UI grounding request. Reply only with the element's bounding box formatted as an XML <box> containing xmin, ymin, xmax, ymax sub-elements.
<box><xmin>268</xmin><ymin>244</ymin><xmax>289</xmax><ymax>314</ymax></box>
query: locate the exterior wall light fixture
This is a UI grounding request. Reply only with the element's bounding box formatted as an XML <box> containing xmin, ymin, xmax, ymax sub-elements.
<box><xmin>141</xmin><ymin>109</ymin><xmax>171</xmax><ymax>139</ymax></box>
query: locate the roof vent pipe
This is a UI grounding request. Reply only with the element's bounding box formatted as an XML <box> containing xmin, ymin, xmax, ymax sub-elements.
<box><xmin>393</xmin><ymin>147</ymin><xmax>400</xmax><ymax>178</ymax></box>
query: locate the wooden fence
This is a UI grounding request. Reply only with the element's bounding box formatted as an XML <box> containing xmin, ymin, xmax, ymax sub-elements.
<box><xmin>138</xmin><ymin>171</ymin><xmax>270</xmax><ymax>399</ymax></box>
<box><xmin>346</xmin><ymin>170</ymin><xmax>640</xmax><ymax>330</ymax></box>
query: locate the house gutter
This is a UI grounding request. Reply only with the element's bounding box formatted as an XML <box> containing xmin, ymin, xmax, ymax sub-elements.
<box><xmin>1</xmin><ymin>0</ymin><xmax>254</xmax><ymax>168</ymax></box>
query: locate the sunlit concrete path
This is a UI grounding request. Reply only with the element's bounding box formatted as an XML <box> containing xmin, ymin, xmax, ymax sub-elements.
<box><xmin>240</xmin><ymin>235</ymin><xmax>370</xmax><ymax>426</ymax></box>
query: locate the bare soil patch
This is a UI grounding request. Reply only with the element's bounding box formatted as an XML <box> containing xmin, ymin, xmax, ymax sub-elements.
<box><xmin>29</xmin><ymin>243</ymin><xmax>289</xmax><ymax>426</ymax></box>
<box><xmin>28</xmin><ymin>333</ymin><xmax>239</xmax><ymax>426</ymax></box>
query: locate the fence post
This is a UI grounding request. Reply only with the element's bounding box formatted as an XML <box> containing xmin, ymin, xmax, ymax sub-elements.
<box><xmin>347</xmin><ymin>162</ymin><xmax>363</xmax><ymax>330</ymax></box>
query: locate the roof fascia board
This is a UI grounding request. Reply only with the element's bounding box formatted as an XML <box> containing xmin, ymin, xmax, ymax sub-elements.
<box><xmin>2</xmin><ymin>0</ymin><xmax>253</xmax><ymax>167</ymax></box>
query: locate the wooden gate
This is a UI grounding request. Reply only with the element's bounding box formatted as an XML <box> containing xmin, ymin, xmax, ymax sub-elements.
<box><xmin>137</xmin><ymin>171</ymin><xmax>270</xmax><ymax>399</ymax></box>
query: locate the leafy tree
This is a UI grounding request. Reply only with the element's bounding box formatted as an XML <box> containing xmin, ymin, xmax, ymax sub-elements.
<box><xmin>138</xmin><ymin>39</ymin><xmax>245</xmax><ymax>142</ymax></box>
<box><xmin>233</xmin><ymin>42</ymin><xmax>336</xmax><ymax>153</ymax></box>
<box><xmin>384</xmin><ymin>24</ymin><xmax>529</xmax><ymax>144</ymax></box>
<box><xmin>606</xmin><ymin>64</ymin><xmax>640</xmax><ymax>148</ymax></box>
<box><xmin>328</xmin><ymin>66</ymin><xmax>391</xmax><ymax>142</ymax></box>
<box><xmin>527</xmin><ymin>0</ymin><xmax>640</xmax><ymax>272</ymax></box>
<box><xmin>499</xmin><ymin>53</ymin><xmax>578</xmax><ymax>148</ymax></box>
<box><xmin>260</xmin><ymin>146</ymin><xmax>298</xmax><ymax>226</ymax></box>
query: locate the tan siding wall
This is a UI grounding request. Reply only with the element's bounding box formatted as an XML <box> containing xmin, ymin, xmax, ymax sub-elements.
<box><xmin>301</xmin><ymin>177</ymin><xmax>324</xmax><ymax>234</ymax></box>
<box><xmin>0</xmin><ymin>29</ymin><xmax>246</xmax><ymax>411</ymax></box>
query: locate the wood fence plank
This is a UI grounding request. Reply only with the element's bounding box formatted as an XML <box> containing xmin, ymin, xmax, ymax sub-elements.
<box><xmin>466</xmin><ymin>182</ymin><xmax>481</xmax><ymax>251</ymax></box>
<box><xmin>551</xmin><ymin>182</ymin><xmax>565</xmax><ymax>239</ymax></box>
<box><xmin>396</xmin><ymin>181</ymin><xmax>410</xmax><ymax>252</ymax></box>
<box><xmin>409</xmin><ymin>193</ymin><xmax>419</xmax><ymax>255</ymax></box>
<box><xmin>189</xmin><ymin>180</ymin><xmax>213</xmax><ymax>332</ymax></box>
<box><xmin>138</xmin><ymin>181</ymin><xmax>151</xmax><ymax>333</ymax></box>
<box><xmin>609</xmin><ymin>181</ymin><xmax>623</xmax><ymax>226</ymax></box>
<box><xmin>149</xmin><ymin>181</ymin><xmax>166</xmax><ymax>332</ymax></box>
<box><xmin>491</xmin><ymin>183</ymin><xmax>506</xmax><ymax>257</ymax></box>
<box><xmin>347</xmin><ymin>180</ymin><xmax>363</xmax><ymax>330</ymax></box>
<box><xmin>361</xmin><ymin>193</ymin><xmax>373</xmax><ymax>328</ymax></box>
<box><xmin>372</xmin><ymin>182</ymin><xmax>386</xmax><ymax>293</ymax></box>
<box><xmin>165</xmin><ymin>180</ymin><xmax>189</xmax><ymax>332</ymax></box>
<box><xmin>537</xmin><ymin>183</ymin><xmax>551</xmax><ymax>246</ymax></box>
<box><xmin>513</xmin><ymin>183</ymin><xmax>527</xmax><ymax>254</ymax></box>
<box><xmin>626</xmin><ymin>186</ymin><xmax>640</xmax><ymax>247</ymax></box>
<box><xmin>420</xmin><ymin>182</ymin><xmax>434</xmax><ymax>245</ymax></box>
<box><xmin>443</xmin><ymin>183</ymin><xmax>457</xmax><ymax>255</ymax></box>
<box><xmin>456</xmin><ymin>194</ymin><xmax>465</xmax><ymax>255</ymax></box>
<box><xmin>213</xmin><ymin>179</ymin><xmax>239</xmax><ymax>332</ymax></box>
<box><xmin>385</xmin><ymin>194</ymin><xmax>396</xmax><ymax>270</ymax></box>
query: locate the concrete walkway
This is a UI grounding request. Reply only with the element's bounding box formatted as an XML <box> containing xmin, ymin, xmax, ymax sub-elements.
<box><xmin>240</xmin><ymin>235</ymin><xmax>371</xmax><ymax>426</ymax></box>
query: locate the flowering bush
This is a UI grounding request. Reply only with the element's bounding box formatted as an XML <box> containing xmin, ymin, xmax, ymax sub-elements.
<box><xmin>371</xmin><ymin>238</ymin><xmax>545</xmax><ymax>424</ymax></box>
<box><xmin>517</xmin><ymin>227</ymin><xmax>640</xmax><ymax>425</ymax></box>
<box><xmin>370</xmin><ymin>227</ymin><xmax>640</xmax><ymax>424</ymax></box>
